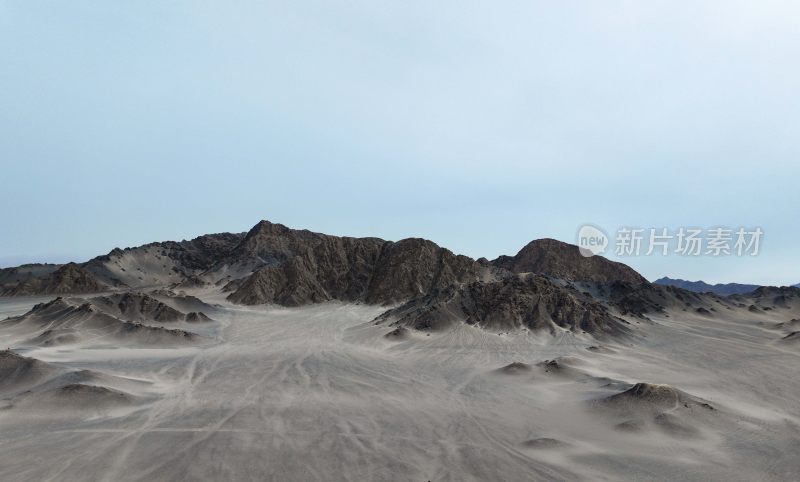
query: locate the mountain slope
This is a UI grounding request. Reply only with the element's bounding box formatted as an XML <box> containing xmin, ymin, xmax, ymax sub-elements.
<box><xmin>83</xmin><ymin>232</ymin><xmax>245</xmax><ymax>288</ymax></box>
<box><xmin>654</xmin><ymin>277</ymin><xmax>760</xmax><ymax>296</ymax></box>
<box><xmin>0</xmin><ymin>263</ymin><xmax>107</xmax><ymax>296</ymax></box>
<box><xmin>226</xmin><ymin>222</ymin><xmax>483</xmax><ymax>306</ymax></box>
<box><xmin>375</xmin><ymin>274</ymin><xmax>631</xmax><ymax>336</ymax></box>
<box><xmin>492</xmin><ymin>238</ymin><xmax>647</xmax><ymax>284</ymax></box>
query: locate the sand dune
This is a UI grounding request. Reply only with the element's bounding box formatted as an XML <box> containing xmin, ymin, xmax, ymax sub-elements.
<box><xmin>2</xmin><ymin>297</ymin><xmax>208</xmax><ymax>347</ymax></box>
<box><xmin>0</xmin><ymin>350</ymin><xmax>61</xmax><ymax>394</ymax></box>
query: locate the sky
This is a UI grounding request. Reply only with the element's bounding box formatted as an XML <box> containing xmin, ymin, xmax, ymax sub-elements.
<box><xmin>1</xmin><ymin>1</ymin><xmax>799</xmax><ymax>285</ymax></box>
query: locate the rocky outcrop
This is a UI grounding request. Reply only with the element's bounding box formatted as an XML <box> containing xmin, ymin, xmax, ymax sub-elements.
<box><xmin>492</xmin><ymin>238</ymin><xmax>647</xmax><ymax>284</ymax></box>
<box><xmin>364</xmin><ymin>238</ymin><xmax>481</xmax><ymax>304</ymax></box>
<box><xmin>1</xmin><ymin>263</ymin><xmax>107</xmax><ymax>296</ymax></box>
<box><xmin>226</xmin><ymin>222</ymin><xmax>483</xmax><ymax>306</ymax></box>
<box><xmin>375</xmin><ymin>274</ymin><xmax>630</xmax><ymax>336</ymax></box>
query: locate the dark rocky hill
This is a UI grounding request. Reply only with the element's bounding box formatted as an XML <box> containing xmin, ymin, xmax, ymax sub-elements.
<box><xmin>375</xmin><ymin>274</ymin><xmax>630</xmax><ymax>336</ymax></box>
<box><xmin>225</xmin><ymin>222</ymin><xmax>483</xmax><ymax>306</ymax></box>
<box><xmin>492</xmin><ymin>238</ymin><xmax>647</xmax><ymax>284</ymax></box>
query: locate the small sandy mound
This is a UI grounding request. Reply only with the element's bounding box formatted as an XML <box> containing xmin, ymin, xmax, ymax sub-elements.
<box><xmin>780</xmin><ymin>331</ymin><xmax>800</xmax><ymax>344</ymax></box>
<box><xmin>594</xmin><ymin>382</ymin><xmax>717</xmax><ymax>439</ymax></box>
<box><xmin>773</xmin><ymin>319</ymin><xmax>800</xmax><ymax>331</ymax></box>
<box><xmin>586</xmin><ymin>345</ymin><xmax>615</xmax><ymax>354</ymax></box>
<box><xmin>22</xmin><ymin>384</ymin><xmax>136</xmax><ymax>412</ymax></box>
<box><xmin>497</xmin><ymin>362</ymin><xmax>532</xmax><ymax>375</ymax></box>
<box><xmin>614</xmin><ymin>419</ymin><xmax>645</xmax><ymax>432</ymax></box>
<box><xmin>185</xmin><ymin>312</ymin><xmax>213</xmax><ymax>322</ymax></box>
<box><xmin>384</xmin><ymin>326</ymin><xmax>411</xmax><ymax>340</ymax></box>
<box><xmin>27</xmin><ymin>329</ymin><xmax>80</xmax><ymax>346</ymax></box>
<box><xmin>653</xmin><ymin>412</ymin><xmax>701</xmax><ymax>438</ymax></box>
<box><xmin>522</xmin><ymin>437</ymin><xmax>570</xmax><ymax>449</ymax></box>
<box><xmin>536</xmin><ymin>358</ymin><xmax>582</xmax><ymax>377</ymax></box>
<box><xmin>0</xmin><ymin>350</ymin><xmax>58</xmax><ymax>393</ymax></box>
<box><xmin>604</xmin><ymin>383</ymin><xmax>686</xmax><ymax>409</ymax></box>
<box><xmin>538</xmin><ymin>359</ymin><xmax>565</xmax><ymax>373</ymax></box>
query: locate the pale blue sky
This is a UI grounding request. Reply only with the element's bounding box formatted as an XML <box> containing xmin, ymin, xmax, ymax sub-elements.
<box><xmin>1</xmin><ymin>1</ymin><xmax>799</xmax><ymax>285</ymax></box>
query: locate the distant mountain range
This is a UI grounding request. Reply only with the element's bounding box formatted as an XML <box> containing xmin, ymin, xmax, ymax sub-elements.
<box><xmin>2</xmin><ymin>219</ymin><xmax>799</xmax><ymax>336</ymax></box>
<box><xmin>654</xmin><ymin>277</ymin><xmax>800</xmax><ymax>296</ymax></box>
<box><xmin>0</xmin><ymin>220</ymin><xmax>676</xmax><ymax>336</ymax></box>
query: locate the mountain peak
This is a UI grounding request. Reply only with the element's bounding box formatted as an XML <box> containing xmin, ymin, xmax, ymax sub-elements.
<box><xmin>491</xmin><ymin>238</ymin><xmax>646</xmax><ymax>284</ymax></box>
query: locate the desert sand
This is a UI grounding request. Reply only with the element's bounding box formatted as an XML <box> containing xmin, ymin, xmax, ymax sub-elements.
<box><xmin>1</xmin><ymin>287</ymin><xmax>799</xmax><ymax>482</ymax></box>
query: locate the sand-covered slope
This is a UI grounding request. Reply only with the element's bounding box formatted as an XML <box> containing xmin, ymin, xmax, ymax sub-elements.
<box><xmin>83</xmin><ymin>232</ymin><xmax>245</xmax><ymax>288</ymax></box>
<box><xmin>0</xmin><ymin>350</ymin><xmax>61</xmax><ymax>395</ymax></box>
<box><xmin>654</xmin><ymin>277</ymin><xmax>760</xmax><ymax>295</ymax></box>
<box><xmin>0</xmin><ymin>264</ymin><xmax>61</xmax><ymax>286</ymax></box>
<box><xmin>729</xmin><ymin>285</ymin><xmax>800</xmax><ymax>313</ymax></box>
<box><xmin>0</xmin><ymin>350</ymin><xmax>150</xmax><ymax>420</ymax></box>
<box><xmin>87</xmin><ymin>292</ymin><xmax>216</xmax><ymax>324</ymax></box>
<box><xmin>89</xmin><ymin>292</ymin><xmax>186</xmax><ymax>322</ymax></box>
<box><xmin>1</xmin><ymin>298</ymin><xmax>206</xmax><ymax>347</ymax></box>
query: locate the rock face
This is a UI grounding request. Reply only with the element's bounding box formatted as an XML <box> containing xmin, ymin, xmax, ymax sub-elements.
<box><xmin>226</xmin><ymin>222</ymin><xmax>483</xmax><ymax>306</ymax></box>
<box><xmin>492</xmin><ymin>238</ymin><xmax>647</xmax><ymax>284</ymax></box>
<box><xmin>1</xmin><ymin>263</ymin><xmax>107</xmax><ymax>296</ymax></box>
<box><xmin>375</xmin><ymin>275</ymin><xmax>630</xmax><ymax>336</ymax></box>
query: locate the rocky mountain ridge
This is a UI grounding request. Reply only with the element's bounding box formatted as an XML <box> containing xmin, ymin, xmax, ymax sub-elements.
<box><xmin>0</xmin><ymin>219</ymin><xmax>731</xmax><ymax>337</ymax></box>
<box><xmin>654</xmin><ymin>277</ymin><xmax>761</xmax><ymax>296</ymax></box>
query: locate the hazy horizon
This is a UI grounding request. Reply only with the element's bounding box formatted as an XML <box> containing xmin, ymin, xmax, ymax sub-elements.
<box><xmin>2</xmin><ymin>1</ymin><xmax>799</xmax><ymax>285</ymax></box>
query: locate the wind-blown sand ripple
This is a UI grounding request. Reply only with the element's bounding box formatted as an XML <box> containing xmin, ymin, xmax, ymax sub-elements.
<box><xmin>0</xmin><ymin>294</ymin><xmax>798</xmax><ymax>481</ymax></box>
